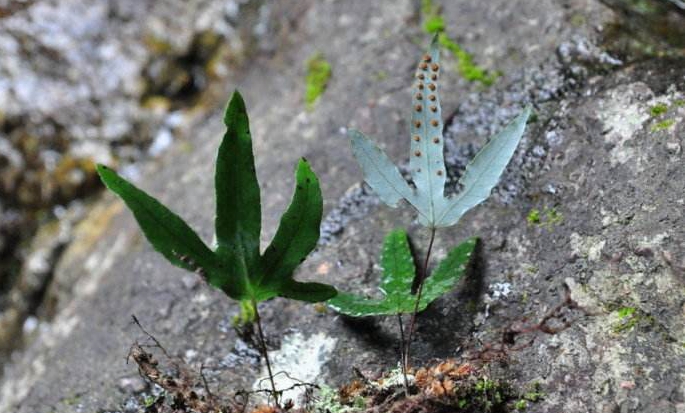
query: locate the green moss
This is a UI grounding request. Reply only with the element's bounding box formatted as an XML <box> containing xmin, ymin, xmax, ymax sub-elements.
<box><xmin>649</xmin><ymin>103</ymin><xmax>668</xmax><ymax>116</ymax></box>
<box><xmin>143</xmin><ymin>34</ymin><xmax>174</xmax><ymax>54</ymax></box>
<box><xmin>612</xmin><ymin>306</ymin><xmax>656</xmax><ymax>334</ymax></box>
<box><xmin>617</xmin><ymin>306</ymin><xmax>637</xmax><ymax>319</ymax></box>
<box><xmin>143</xmin><ymin>396</ymin><xmax>157</xmax><ymax>408</ymax></box>
<box><xmin>629</xmin><ymin>0</ymin><xmax>659</xmax><ymax>15</ymax></box>
<box><xmin>523</xmin><ymin>390</ymin><xmax>544</xmax><ymax>402</ymax></box>
<box><xmin>651</xmin><ymin>119</ymin><xmax>675</xmax><ymax>132</ymax></box>
<box><xmin>526</xmin><ymin>209</ymin><xmax>541</xmax><ymax>225</ymax></box>
<box><xmin>424</xmin><ymin>15</ymin><xmax>446</xmax><ymax>34</ymax></box>
<box><xmin>374</xmin><ymin>70</ymin><xmax>388</xmax><ymax>81</ymax></box>
<box><xmin>525</xmin><ymin>265</ymin><xmax>539</xmax><ymax>274</ymax></box>
<box><xmin>305</xmin><ymin>53</ymin><xmax>332</xmax><ymax>110</ymax></box>
<box><xmin>674</xmin><ymin>99</ymin><xmax>685</xmax><ymax>107</ymax></box>
<box><xmin>527</xmin><ymin>207</ymin><xmax>563</xmax><ymax>228</ymax></box>
<box><xmin>420</xmin><ymin>0</ymin><xmax>498</xmax><ymax>86</ymax></box>
<box><xmin>519</xmin><ymin>381</ymin><xmax>545</xmax><ymax>407</ymax></box>
<box><xmin>546</xmin><ymin>208</ymin><xmax>563</xmax><ymax>226</ymax></box>
<box><xmin>570</xmin><ymin>13</ymin><xmax>586</xmax><ymax>27</ymax></box>
<box><xmin>421</xmin><ymin>0</ymin><xmax>435</xmax><ymax>16</ymax></box>
<box><xmin>61</xmin><ymin>395</ymin><xmax>81</xmax><ymax>406</ymax></box>
<box><xmin>438</xmin><ymin>34</ymin><xmax>499</xmax><ymax>86</ymax></box>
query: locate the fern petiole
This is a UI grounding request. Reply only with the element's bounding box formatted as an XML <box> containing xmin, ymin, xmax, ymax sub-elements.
<box><xmin>397</xmin><ymin>313</ymin><xmax>410</xmax><ymax>394</ymax></box>
<box><xmin>403</xmin><ymin>227</ymin><xmax>436</xmax><ymax>378</ymax></box>
<box><xmin>252</xmin><ymin>298</ymin><xmax>279</xmax><ymax>407</ymax></box>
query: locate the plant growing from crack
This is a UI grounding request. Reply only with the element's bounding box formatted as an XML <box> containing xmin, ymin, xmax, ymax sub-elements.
<box><xmin>328</xmin><ymin>230</ymin><xmax>477</xmax><ymax>390</ymax></box>
<box><xmin>329</xmin><ymin>36</ymin><xmax>530</xmax><ymax>389</ymax></box>
<box><xmin>96</xmin><ymin>91</ymin><xmax>337</xmax><ymax>407</ymax></box>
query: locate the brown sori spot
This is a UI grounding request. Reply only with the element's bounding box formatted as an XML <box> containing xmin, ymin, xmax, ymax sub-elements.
<box><xmin>413</xmin><ymin>135</ymin><xmax>421</xmax><ymax>141</ymax></box>
<box><xmin>431</xmin><ymin>73</ymin><xmax>438</xmax><ymax>81</ymax></box>
<box><xmin>416</xmin><ymin>93</ymin><xmax>423</xmax><ymax>100</ymax></box>
<box><xmin>433</xmin><ymin>137</ymin><xmax>440</xmax><ymax>143</ymax></box>
<box><xmin>428</xmin><ymin>83</ymin><xmax>436</xmax><ymax>91</ymax></box>
<box><xmin>431</xmin><ymin>63</ymin><xmax>440</xmax><ymax>71</ymax></box>
<box><xmin>414</xmin><ymin>120</ymin><xmax>422</xmax><ymax>127</ymax></box>
<box><xmin>430</xmin><ymin>105</ymin><xmax>437</xmax><ymax>112</ymax></box>
<box><xmin>415</xmin><ymin>104</ymin><xmax>422</xmax><ymax>112</ymax></box>
<box><xmin>437</xmin><ymin>170</ymin><xmax>443</xmax><ymax>176</ymax></box>
<box><xmin>417</xmin><ymin>73</ymin><xmax>425</xmax><ymax>80</ymax></box>
<box><xmin>428</xmin><ymin>94</ymin><xmax>436</xmax><ymax>101</ymax></box>
<box><xmin>431</xmin><ymin>119</ymin><xmax>439</xmax><ymax>127</ymax></box>
<box><xmin>418</xmin><ymin>83</ymin><xmax>424</xmax><ymax>90</ymax></box>
<box><xmin>414</xmin><ymin>150</ymin><xmax>422</xmax><ymax>157</ymax></box>
<box><xmin>419</xmin><ymin>62</ymin><xmax>428</xmax><ymax>70</ymax></box>
<box><xmin>423</xmin><ymin>54</ymin><xmax>432</xmax><ymax>62</ymax></box>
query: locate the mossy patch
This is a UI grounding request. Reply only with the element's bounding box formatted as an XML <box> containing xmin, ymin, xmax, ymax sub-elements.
<box><xmin>526</xmin><ymin>209</ymin><xmax>541</xmax><ymax>225</ymax></box>
<box><xmin>305</xmin><ymin>53</ymin><xmax>332</xmax><ymax>110</ymax></box>
<box><xmin>612</xmin><ymin>306</ymin><xmax>656</xmax><ymax>334</ymax></box>
<box><xmin>527</xmin><ymin>207</ymin><xmax>563</xmax><ymax>229</ymax></box>
<box><xmin>420</xmin><ymin>0</ymin><xmax>498</xmax><ymax>86</ymax></box>
<box><xmin>513</xmin><ymin>381</ymin><xmax>544</xmax><ymax>410</ymax></box>
<box><xmin>438</xmin><ymin>34</ymin><xmax>499</xmax><ymax>86</ymax></box>
<box><xmin>651</xmin><ymin>119</ymin><xmax>675</xmax><ymax>132</ymax></box>
<box><xmin>649</xmin><ymin>103</ymin><xmax>668</xmax><ymax>116</ymax></box>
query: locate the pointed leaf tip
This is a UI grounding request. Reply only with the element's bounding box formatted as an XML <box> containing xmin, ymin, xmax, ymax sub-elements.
<box><xmin>258</xmin><ymin>155</ymin><xmax>323</xmax><ymax>298</ymax></box>
<box><xmin>224</xmin><ymin>90</ymin><xmax>246</xmax><ymax>126</ymax></box>
<box><xmin>435</xmin><ymin>107</ymin><xmax>530</xmax><ymax>227</ymax></box>
<box><xmin>419</xmin><ymin>237</ymin><xmax>477</xmax><ymax>309</ymax></box>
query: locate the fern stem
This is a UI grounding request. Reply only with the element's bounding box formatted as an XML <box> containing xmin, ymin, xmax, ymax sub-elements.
<box><xmin>404</xmin><ymin>227</ymin><xmax>436</xmax><ymax>373</ymax></box>
<box><xmin>397</xmin><ymin>314</ymin><xmax>410</xmax><ymax>394</ymax></box>
<box><xmin>252</xmin><ymin>299</ymin><xmax>279</xmax><ymax>407</ymax></box>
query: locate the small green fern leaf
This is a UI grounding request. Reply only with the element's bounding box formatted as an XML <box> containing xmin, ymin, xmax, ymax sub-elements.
<box><xmin>327</xmin><ymin>229</ymin><xmax>476</xmax><ymax>317</ymax></box>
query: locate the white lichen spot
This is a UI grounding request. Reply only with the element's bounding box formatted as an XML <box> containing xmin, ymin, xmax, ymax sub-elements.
<box><xmin>635</xmin><ymin>232</ymin><xmax>670</xmax><ymax>250</ymax></box>
<box><xmin>597</xmin><ymin>84</ymin><xmax>651</xmax><ymax>169</ymax></box>
<box><xmin>253</xmin><ymin>332</ymin><xmax>337</xmax><ymax>406</ymax></box>
<box><xmin>570</xmin><ymin>233</ymin><xmax>605</xmax><ymax>262</ymax></box>
<box><xmin>489</xmin><ymin>282</ymin><xmax>512</xmax><ymax>299</ymax></box>
<box><xmin>565</xmin><ymin>278</ymin><xmax>600</xmax><ymax>312</ymax></box>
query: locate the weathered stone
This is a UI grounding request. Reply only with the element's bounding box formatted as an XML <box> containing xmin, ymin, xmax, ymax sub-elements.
<box><xmin>1</xmin><ymin>0</ymin><xmax>684</xmax><ymax>412</ymax></box>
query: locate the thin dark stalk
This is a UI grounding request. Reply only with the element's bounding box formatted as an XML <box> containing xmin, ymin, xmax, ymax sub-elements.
<box><xmin>404</xmin><ymin>227</ymin><xmax>436</xmax><ymax>373</ymax></box>
<box><xmin>251</xmin><ymin>299</ymin><xmax>279</xmax><ymax>407</ymax></box>
<box><xmin>397</xmin><ymin>313</ymin><xmax>409</xmax><ymax>394</ymax></box>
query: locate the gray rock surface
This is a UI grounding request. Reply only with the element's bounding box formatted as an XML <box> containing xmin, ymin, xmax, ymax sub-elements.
<box><xmin>0</xmin><ymin>0</ymin><xmax>267</xmax><ymax>360</ymax></box>
<box><xmin>1</xmin><ymin>0</ymin><xmax>685</xmax><ymax>412</ymax></box>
